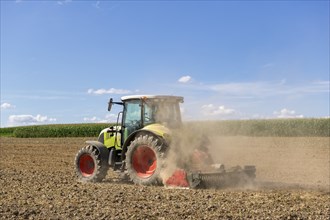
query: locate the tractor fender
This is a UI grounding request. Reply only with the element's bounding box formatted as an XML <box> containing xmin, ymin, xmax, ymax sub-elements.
<box><xmin>85</xmin><ymin>141</ymin><xmax>110</xmax><ymax>161</ymax></box>
<box><xmin>121</xmin><ymin>130</ymin><xmax>167</xmax><ymax>162</ymax></box>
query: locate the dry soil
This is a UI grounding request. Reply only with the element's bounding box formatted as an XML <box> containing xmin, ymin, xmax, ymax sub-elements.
<box><xmin>0</xmin><ymin>137</ymin><xmax>329</xmax><ymax>219</ymax></box>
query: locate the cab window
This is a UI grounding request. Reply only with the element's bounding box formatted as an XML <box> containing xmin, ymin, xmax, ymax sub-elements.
<box><xmin>123</xmin><ymin>100</ymin><xmax>141</xmax><ymax>139</ymax></box>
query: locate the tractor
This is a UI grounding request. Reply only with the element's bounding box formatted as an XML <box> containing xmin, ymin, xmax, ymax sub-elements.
<box><xmin>74</xmin><ymin>95</ymin><xmax>256</xmax><ymax>188</ymax></box>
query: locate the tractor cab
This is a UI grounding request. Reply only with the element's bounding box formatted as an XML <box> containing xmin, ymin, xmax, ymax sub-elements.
<box><xmin>109</xmin><ymin>95</ymin><xmax>184</xmax><ymax>146</ymax></box>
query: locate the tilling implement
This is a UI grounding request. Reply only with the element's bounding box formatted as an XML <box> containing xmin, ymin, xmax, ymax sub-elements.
<box><xmin>74</xmin><ymin>95</ymin><xmax>256</xmax><ymax>188</ymax></box>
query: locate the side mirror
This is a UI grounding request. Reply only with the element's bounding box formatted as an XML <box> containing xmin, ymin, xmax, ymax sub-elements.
<box><xmin>108</xmin><ymin>98</ymin><xmax>113</xmax><ymax>111</ymax></box>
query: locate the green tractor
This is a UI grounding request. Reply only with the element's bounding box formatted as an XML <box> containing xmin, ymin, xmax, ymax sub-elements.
<box><xmin>75</xmin><ymin>95</ymin><xmax>184</xmax><ymax>185</ymax></box>
<box><xmin>74</xmin><ymin>95</ymin><xmax>256</xmax><ymax>188</ymax></box>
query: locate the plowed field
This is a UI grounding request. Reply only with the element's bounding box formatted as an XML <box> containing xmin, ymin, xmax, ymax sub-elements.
<box><xmin>0</xmin><ymin>137</ymin><xmax>329</xmax><ymax>219</ymax></box>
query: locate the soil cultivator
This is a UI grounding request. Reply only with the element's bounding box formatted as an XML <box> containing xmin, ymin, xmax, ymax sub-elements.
<box><xmin>74</xmin><ymin>95</ymin><xmax>256</xmax><ymax>188</ymax></box>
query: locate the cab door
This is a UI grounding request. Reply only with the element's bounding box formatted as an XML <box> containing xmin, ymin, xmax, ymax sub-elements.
<box><xmin>122</xmin><ymin>100</ymin><xmax>142</xmax><ymax>142</ymax></box>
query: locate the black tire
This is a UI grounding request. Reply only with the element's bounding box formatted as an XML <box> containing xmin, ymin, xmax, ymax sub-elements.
<box><xmin>126</xmin><ymin>135</ymin><xmax>165</xmax><ymax>185</ymax></box>
<box><xmin>74</xmin><ymin>145</ymin><xmax>109</xmax><ymax>182</ymax></box>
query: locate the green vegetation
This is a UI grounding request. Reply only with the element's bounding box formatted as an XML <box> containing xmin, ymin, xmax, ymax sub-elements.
<box><xmin>0</xmin><ymin>123</ymin><xmax>112</xmax><ymax>138</ymax></box>
<box><xmin>0</xmin><ymin>127</ymin><xmax>17</xmax><ymax>137</ymax></box>
<box><xmin>187</xmin><ymin>118</ymin><xmax>330</xmax><ymax>137</ymax></box>
<box><xmin>0</xmin><ymin>119</ymin><xmax>329</xmax><ymax>138</ymax></box>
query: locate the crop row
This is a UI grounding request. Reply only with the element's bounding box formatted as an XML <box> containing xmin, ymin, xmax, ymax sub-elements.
<box><xmin>187</xmin><ymin>118</ymin><xmax>330</xmax><ymax>137</ymax></box>
<box><xmin>0</xmin><ymin>123</ymin><xmax>112</xmax><ymax>138</ymax></box>
<box><xmin>0</xmin><ymin>119</ymin><xmax>329</xmax><ymax>138</ymax></box>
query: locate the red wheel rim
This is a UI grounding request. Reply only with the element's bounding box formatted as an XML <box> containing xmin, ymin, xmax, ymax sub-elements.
<box><xmin>79</xmin><ymin>154</ymin><xmax>95</xmax><ymax>177</ymax></box>
<box><xmin>132</xmin><ymin>145</ymin><xmax>157</xmax><ymax>178</ymax></box>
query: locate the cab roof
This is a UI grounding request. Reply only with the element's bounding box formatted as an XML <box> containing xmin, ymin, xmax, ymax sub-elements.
<box><xmin>121</xmin><ymin>95</ymin><xmax>184</xmax><ymax>103</ymax></box>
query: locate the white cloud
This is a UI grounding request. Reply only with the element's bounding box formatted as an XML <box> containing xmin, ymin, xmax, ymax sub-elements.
<box><xmin>83</xmin><ymin>114</ymin><xmax>117</xmax><ymax>123</ymax></box>
<box><xmin>105</xmin><ymin>114</ymin><xmax>117</xmax><ymax>120</ymax></box>
<box><xmin>57</xmin><ymin>0</ymin><xmax>72</xmax><ymax>5</ymax></box>
<box><xmin>87</xmin><ymin>88</ymin><xmax>131</xmax><ymax>95</ymax></box>
<box><xmin>273</xmin><ymin>108</ymin><xmax>304</xmax><ymax>119</ymax></box>
<box><xmin>178</xmin><ymin>75</ymin><xmax>192</xmax><ymax>84</ymax></box>
<box><xmin>208</xmin><ymin>81</ymin><xmax>278</xmax><ymax>96</ymax></box>
<box><xmin>83</xmin><ymin>116</ymin><xmax>99</xmax><ymax>122</ymax></box>
<box><xmin>8</xmin><ymin>114</ymin><xmax>57</xmax><ymax>126</ymax></box>
<box><xmin>201</xmin><ymin>104</ymin><xmax>236</xmax><ymax>116</ymax></box>
<box><xmin>1</xmin><ymin>103</ymin><xmax>15</xmax><ymax>110</ymax></box>
<box><xmin>261</xmin><ymin>63</ymin><xmax>274</xmax><ymax>68</ymax></box>
<box><xmin>179</xmin><ymin>80</ymin><xmax>329</xmax><ymax>98</ymax></box>
<box><xmin>93</xmin><ymin>1</ymin><xmax>100</xmax><ymax>9</ymax></box>
<box><xmin>314</xmin><ymin>80</ymin><xmax>330</xmax><ymax>85</ymax></box>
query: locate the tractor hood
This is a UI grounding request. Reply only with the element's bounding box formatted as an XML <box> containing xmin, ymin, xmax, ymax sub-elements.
<box><xmin>142</xmin><ymin>123</ymin><xmax>171</xmax><ymax>138</ymax></box>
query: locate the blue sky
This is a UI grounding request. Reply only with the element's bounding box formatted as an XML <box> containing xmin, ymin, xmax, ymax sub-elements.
<box><xmin>1</xmin><ymin>0</ymin><xmax>329</xmax><ymax>127</ymax></box>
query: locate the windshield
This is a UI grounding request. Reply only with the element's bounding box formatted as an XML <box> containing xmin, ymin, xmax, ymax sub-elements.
<box><xmin>144</xmin><ymin>100</ymin><xmax>182</xmax><ymax>128</ymax></box>
<box><xmin>123</xmin><ymin>100</ymin><xmax>142</xmax><ymax>139</ymax></box>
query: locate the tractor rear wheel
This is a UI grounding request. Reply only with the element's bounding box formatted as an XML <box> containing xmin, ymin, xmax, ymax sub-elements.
<box><xmin>126</xmin><ymin>135</ymin><xmax>165</xmax><ymax>185</ymax></box>
<box><xmin>74</xmin><ymin>145</ymin><xmax>109</xmax><ymax>182</ymax></box>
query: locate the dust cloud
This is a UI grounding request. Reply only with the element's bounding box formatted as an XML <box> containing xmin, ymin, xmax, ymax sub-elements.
<box><xmin>148</xmin><ymin>100</ymin><xmax>329</xmax><ymax>190</ymax></box>
<box><xmin>159</xmin><ymin>125</ymin><xmax>215</xmax><ymax>184</ymax></box>
<box><xmin>209</xmin><ymin>136</ymin><xmax>329</xmax><ymax>188</ymax></box>
<box><xmin>160</xmin><ymin>121</ymin><xmax>330</xmax><ymax>190</ymax></box>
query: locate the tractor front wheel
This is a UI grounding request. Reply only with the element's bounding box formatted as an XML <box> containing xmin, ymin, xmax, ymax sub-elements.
<box><xmin>74</xmin><ymin>145</ymin><xmax>109</xmax><ymax>182</ymax></box>
<box><xmin>126</xmin><ymin>135</ymin><xmax>165</xmax><ymax>185</ymax></box>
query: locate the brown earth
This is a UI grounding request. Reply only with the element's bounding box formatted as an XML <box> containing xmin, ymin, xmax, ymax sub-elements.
<box><xmin>0</xmin><ymin>137</ymin><xmax>329</xmax><ymax>219</ymax></box>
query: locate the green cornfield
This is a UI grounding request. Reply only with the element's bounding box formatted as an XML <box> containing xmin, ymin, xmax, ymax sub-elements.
<box><xmin>0</xmin><ymin>123</ymin><xmax>113</xmax><ymax>138</ymax></box>
<box><xmin>185</xmin><ymin>118</ymin><xmax>330</xmax><ymax>137</ymax></box>
<box><xmin>0</xmin><ymin>118</ymin><xmax>329</xmax><ymax>138</ymax></box>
